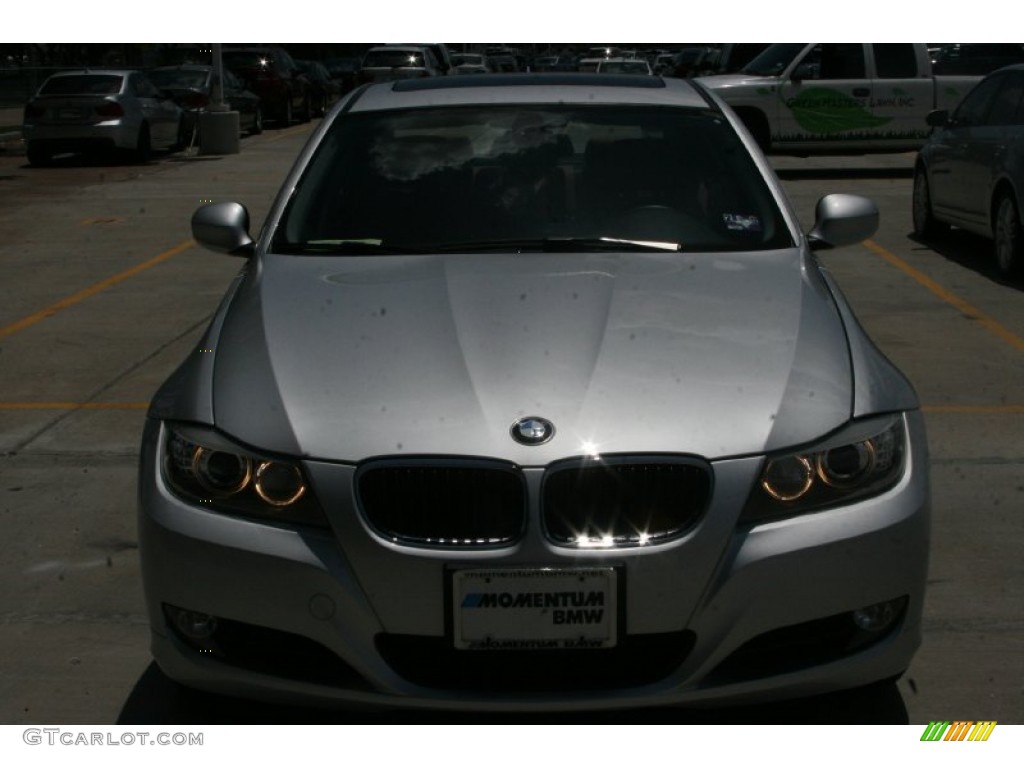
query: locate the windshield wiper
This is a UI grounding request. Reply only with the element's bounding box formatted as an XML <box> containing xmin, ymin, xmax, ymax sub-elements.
<box><xmin>424</xmin><ymin>237</ymin><xmax>682</xmax><ymax>253</ymax></box>
<box><xmin>275</xmin><ymin>240</ymin><xmax>433</xmax><ymax>255</ymax></box>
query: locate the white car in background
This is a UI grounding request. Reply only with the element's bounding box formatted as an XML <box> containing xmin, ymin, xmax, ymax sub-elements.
<box><xmin>22</xmin><ymin>69</ymin><xmax>183</xmax><ymax>166</ymax></box>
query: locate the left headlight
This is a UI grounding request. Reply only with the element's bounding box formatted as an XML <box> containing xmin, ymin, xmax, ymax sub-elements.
<box><xmin>162</xmin><ymin>424</ymin><xmax>329</xmax><ymax>528</ymax></box>
<box><xmin>741</xmin><ymin>414</ymin><xmax>906</xmax><ymax>524</ymax></box>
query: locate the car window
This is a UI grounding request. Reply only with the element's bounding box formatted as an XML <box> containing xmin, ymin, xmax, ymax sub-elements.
<box><xmin>741</xmin><ymin>43</ymin><xmax>807</xmax><ymax>76</ymax></box>
<box><xmin>954</xmin><ymin>73</ymin><xmax>1006</xmax><ymax>127</ymax></box>
<box><xmin>987</xmin><ymin>72</ymin><xmax>1024</xmax><ymax>126</ymax></box>
<box><xmin>796</xmin><ymin>44</ymin><xmax>866</xmax><ymax>80</ymax></box>
<box><xmin>39</xmin><ymin>74</ymin><xmax>123</xmax><ymax>96</ymax></box>
<box><xmin>872</xmin><ymin>44</ymin><xmax>919</xmax><ymax>79</ymax></box>
<box><xmin>274</xmin><ymin>105</ymin><xmax>793</xmax><ymax>254</ymax></box>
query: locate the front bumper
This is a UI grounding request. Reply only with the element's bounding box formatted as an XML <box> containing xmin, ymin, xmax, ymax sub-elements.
<box><xmin>138</xmin><ymin>413</ymin><xmax>929</xmax><ymax>712</ymax></box>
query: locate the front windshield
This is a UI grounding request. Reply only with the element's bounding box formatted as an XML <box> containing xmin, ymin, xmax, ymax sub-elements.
<box><xmin>741</xmin><ymin>43</ymin><xmax>807</xmax><ymax>76</ymax></box>
<box><xmin>273</xmin><ymin>104</ymin><xmax>793</xmax><ymax>254</ymax></box>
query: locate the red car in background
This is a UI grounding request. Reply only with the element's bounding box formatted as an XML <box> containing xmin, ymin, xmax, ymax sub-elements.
<box><xmin>222</xmin><ymin>46</ymin><xmax>310</xmax><ymax>126</ymax></box>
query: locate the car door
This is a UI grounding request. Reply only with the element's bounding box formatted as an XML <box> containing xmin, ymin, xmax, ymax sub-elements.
<box><xmin>960</xmin><ymin>71</ymin><xmax>1024</xmax><ymax>229</ymax></box>
<box><xmin>932</xmin><ymin>73</ymin><xmax>1007</xmax><ymax>224</ymax></box>
<box><xmin>777</xmin><ymin>43</ymin><xmax>874</xmax><ymax>149</ymax></box>
<box><xmin>868</xmin><ymin>44</ymin><xmax>934</xmax><ymax>147</ymax></box>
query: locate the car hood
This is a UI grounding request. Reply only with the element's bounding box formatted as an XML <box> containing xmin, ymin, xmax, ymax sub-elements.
<box><xmin>211</xmin><ymin>250</ymin><xmax>853</xmax><ymax>464</ymax></box>
<box><xmin>697</xmin><ymin>73</ymin><xmax>779</xmax><ymax>90</ymax></box>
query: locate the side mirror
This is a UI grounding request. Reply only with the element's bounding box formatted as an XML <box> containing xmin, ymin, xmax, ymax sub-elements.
<box><xmin>807</xmin><ymin>193</ymin><xmax>879</xmax><ymax>250</ymax></box>
<box><xmin>191</xmin><ymin>202</ymin><xmax>255</xmax><ymax>256</ymax></box>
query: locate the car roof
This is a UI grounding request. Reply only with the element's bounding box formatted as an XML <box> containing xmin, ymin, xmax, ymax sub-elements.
<box><xmin>48</xmin><ymin>69</ymin><xmax>137</xmax><ymax>77</ymax></box>
<box><xmin>350</xmin><ymin>73</ymin><xmax>713</xmax><ymax>112</ymax></box>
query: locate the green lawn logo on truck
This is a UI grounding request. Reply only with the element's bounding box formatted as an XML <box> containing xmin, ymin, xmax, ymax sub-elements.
<box><xmin>786</xmin><ymin>88</ymin><xmax>893</xmax><ymax>135</ymax></box>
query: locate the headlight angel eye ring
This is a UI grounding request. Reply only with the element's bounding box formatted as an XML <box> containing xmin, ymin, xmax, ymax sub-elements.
<box><xmin>815</xmin><ymin>441</ymin><xmax>876</xmax><ymax>488</ymax></box>
<box><xmin>192</xmin><ymin>446</ymin><xmax>253</xmax><ymax>497</ymax></box>
<box><xmin>254</xmin><ymin>461</ymin><xmax>308</xmax><ymax>507</ymax></box>
<box><xmin>761</xmin><ymin>455</ymin><xmax>814</xmax><ymax>501</ymax></box>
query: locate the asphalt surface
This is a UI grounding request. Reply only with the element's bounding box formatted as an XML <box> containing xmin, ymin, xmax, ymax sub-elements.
<box><xmin>0</xmin><ymin>118</ymin><xmax>1021</xmax><ymax>725</ymax></box>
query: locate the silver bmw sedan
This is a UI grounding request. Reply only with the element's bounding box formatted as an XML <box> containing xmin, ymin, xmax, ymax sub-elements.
<box><xmin>138</xmin><ymin>73</ymin><xmax>929</xmax><ymax>712</ymax></box>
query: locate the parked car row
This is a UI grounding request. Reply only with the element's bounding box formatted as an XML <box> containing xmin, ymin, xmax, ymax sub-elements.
<box><xmin>19</xmin><ymin>45</ymin><xmax>353</xmax><ymax>166</ymax></box>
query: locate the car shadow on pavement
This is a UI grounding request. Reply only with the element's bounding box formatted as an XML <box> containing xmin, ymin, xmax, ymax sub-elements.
<box><xmin>117</xmin><ymin>662</ymin><xmax>908</xmax><ymax>725</ymax></box>
<box><xmin>909</xmin><ymin>230</ymin><xmax>1024</xmax><ymax>288</ymax></box>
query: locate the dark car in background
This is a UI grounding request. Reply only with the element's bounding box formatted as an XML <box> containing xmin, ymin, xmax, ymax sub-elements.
<box><xmin>296</xmin><ymin>60</ymin><xmax>339</xmax><ymax>117</ymax></box>
<box><xmin>22</xmin><ymin>69</ymin><xmax>183</xmax><ymax>165</ymax></box>
<box><xmin>147</xmin><ymin>64</ymin><xmax>262</xmax><ymax>140</ymax></box>
<box><xmin>913</xmin><ymin>64</ymin><xmax>1024</xmax><ymax>278</ymax></box>
<box><xmin>323</xmin><ymin>56</ymin><xmax>361</xmax><ymax>95</ymax></box>
<box><xmin>222</xmin><ymin>46</ymin><xmax>310</xmax><ymax>125</ymax></box>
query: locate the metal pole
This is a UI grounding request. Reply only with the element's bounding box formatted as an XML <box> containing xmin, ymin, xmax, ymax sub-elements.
<box><xmin>210</xmin><ymin>42</ymin><xmax>227</xmax><ymax>112</ymax></box>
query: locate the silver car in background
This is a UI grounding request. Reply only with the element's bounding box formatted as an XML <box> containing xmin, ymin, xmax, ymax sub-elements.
<box><xmin>139</xmin><ymin>74</ymin><xmax>929</xmax><ymax>711</ymax></box>
<box><xmin>22</xmin><ymin>69</ymin><xmax>183</xmax><ymax>166</ymax></box>
<box><xmin>913</xmin><ymin>64</ymin><xmax>1024</xmax><ymax>278</ymax></box>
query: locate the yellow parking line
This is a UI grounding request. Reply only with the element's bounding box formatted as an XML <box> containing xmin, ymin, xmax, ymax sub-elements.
<box><xmin>0</xmin><ymin>240</ymin><xmax>194</xmax><ymax>341</ymax></box>
<box><xmin>863</xmin><ymin>240</ymin><xmax>1024</xmax><ymax>353</ymax></box>
<box><xmin>0</xmin><ymin>402</ymin><xmax>149</xmax><ymax>410</ymax></box>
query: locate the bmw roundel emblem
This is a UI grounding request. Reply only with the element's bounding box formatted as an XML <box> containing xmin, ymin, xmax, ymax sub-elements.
<box><xmin>510</xmin><ymin>416</ymin><xmax>555</xmax><ymax>446</ymax></box>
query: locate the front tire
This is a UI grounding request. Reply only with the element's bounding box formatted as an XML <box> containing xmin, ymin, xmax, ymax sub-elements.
<box><xmin>912</xmin><ymin>166</ymin><xmax>947</xmax><ymax>239</ymax></box>
<box><xmin>26</xmin><ymin>141</ymin><xmax>52</xmax><ymax>167</ymax></box>
<box><xmin>994</xmin><ymin>192</ymin><xmax>1023</xmax><ymax>278</ymax></box>
<box><xmin>249</xmin><ymin>106</ymin><xmax>263</xmax><ymax>136</ymax></box>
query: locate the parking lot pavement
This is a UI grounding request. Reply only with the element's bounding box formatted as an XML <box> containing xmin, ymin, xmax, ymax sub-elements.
<box><xmin>0</xmin><ymin>122</ymin><xmax>317</xmax><ymax>723</ymax></box>
<box><xmin>0</xmin><ymin>132</ymin><xmax>1021</xmax><ymax>724</ymax></box>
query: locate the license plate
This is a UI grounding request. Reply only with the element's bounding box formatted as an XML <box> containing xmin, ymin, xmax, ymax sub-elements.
<box><xmin>57</xmin><ymin>108</ymin><xmax>82</xmax><ymax>120</ymax></box>
<box><xmin>452</xmin><ymin>567</ymin><xmax>618</xmax><ymax>650</ymax></box>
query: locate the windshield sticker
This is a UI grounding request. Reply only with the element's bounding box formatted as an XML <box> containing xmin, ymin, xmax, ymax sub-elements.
<box><xmin>723</xmin><ymin>213</ymin><xmax>762</xmax><ymax>232</ymax></box>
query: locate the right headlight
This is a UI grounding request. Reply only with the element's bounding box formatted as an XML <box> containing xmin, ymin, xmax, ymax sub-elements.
<box><xmin>162</xmin><ymin>423</ymin><xmax>328</xmax><ymax>528</ymax></box>
<box><xmin>741</xmin><ymin>414</ymin><xmax>906</xmax><ymax>524</ymax></box>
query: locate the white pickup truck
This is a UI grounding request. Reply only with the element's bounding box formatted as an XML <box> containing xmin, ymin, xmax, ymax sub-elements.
<box><xmin>698</xmin><ymin>43</ymin><xmax>983</xmax><ymax>154</ymax></box>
